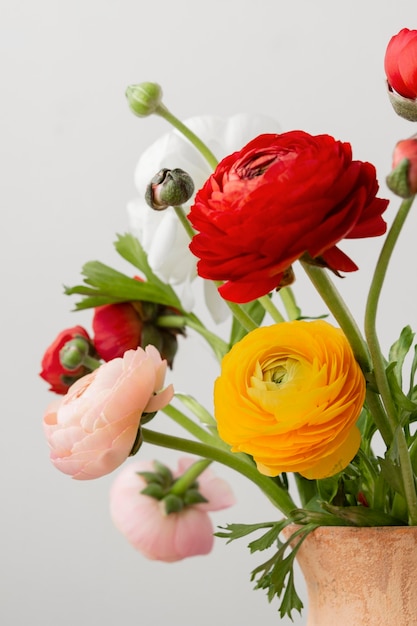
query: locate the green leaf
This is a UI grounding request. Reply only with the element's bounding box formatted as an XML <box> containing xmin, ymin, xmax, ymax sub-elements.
<box><xmin>65</xmin><ymin>260</ymin><xmax>183</xmax><ymax>310</ymax></box>
<box><xmin>114</xmin><ymin>233</ymin><xmax>155</xmax><ymax>276</ymax></box>
<box><xmin>278</xmin><ymin>568</ymin><xmax>304</xmax><ymax>620</ymax></box>
<box><xmin>388</xmin><ymin>325</ymin><xmax>415</xmax><ymax>388</ymax></box>
<box><xmin>248</xmin><ymin>524</ymin><xmax>282</xmax><ymax>553</ymax></box>
<box><xmin>378</xmin><ymin>455</ymin><xmax>405</xmax><ymax>496</ymax></box>
<box><xmin>215</xmin><ymin>522</ymin><xmax>277</xmax><ymax>542</ymax></box>
<box><xmin>409</xmin><ymin>344</ymin><xmax>417</xmax><ymax>395</ymax></box>
<box><xmin>175</xmin><ymin>393</ymin><xmax>217</xmax><ymax>428</ymax></box>
<box><xmin>320</xmin><ymin>502</ymin><xmax>405</xmax><ymax>526</ymax></box>
<box><xmin>386</xmin><ymin>362</ymin><xmax>417</xmax><ymax>413</ymax></box>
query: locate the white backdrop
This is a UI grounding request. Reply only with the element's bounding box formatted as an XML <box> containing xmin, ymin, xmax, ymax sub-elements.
<box><xmin>2</xmin><ymin>1</ymin><xmax>417</xmax><ymax>625</ymax></box>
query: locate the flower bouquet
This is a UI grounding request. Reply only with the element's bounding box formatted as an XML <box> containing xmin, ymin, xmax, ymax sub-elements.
<box><xmin>40</xmin><ymin>27</ymin><xmax>417</xmax><ymax>621</ymax></box>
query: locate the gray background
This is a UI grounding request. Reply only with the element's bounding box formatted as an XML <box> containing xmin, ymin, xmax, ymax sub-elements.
<box><xmin>2</xmin><ymin>1</ymin><xmax>417</xmax><ymax>625</ymax></box>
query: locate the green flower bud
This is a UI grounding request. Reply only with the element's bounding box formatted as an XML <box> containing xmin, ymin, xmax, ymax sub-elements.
<box><xmin>125</xmin><ymin>82</ymin><xmax>164</xmax><ymax>118</ymax></box>
<box><xmin>386</xmin><ymin>158</ymin><xmax>412</xmax><ymax>198</ymax></box>
<box><xmin>59</xmin><ymin>337</ymin><xmax>90</xmax><ymax>370</ymax></box>
<box><xmin>145</xmin><ymin>168</ymin><xmax>194</xmax><ymax>210</ymax></box>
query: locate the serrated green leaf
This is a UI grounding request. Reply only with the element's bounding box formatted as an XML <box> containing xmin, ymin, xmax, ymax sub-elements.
<box><xmin>247</xmin><ymin>524</ymin><xmax>282</xmax><ymax>553</ymax></box>
<box><xmin>279</xmin><ymin>568</ymin><xmax>304</xmax><ymax>620</ymax></box>
<box><xmin>215</xmin><ymin>522</ymin><xmax>276</xmax><ymax>542</ymax></box>
<box><xmin>378</xmin><ymin>455</ymin><xmax>405</xmax><ymax>496</ymax></box>
<box><xmin>388</xmin><ymin>325</ymin><xmax>415</xmax><ymax>387</ymax></box>
<box><xmin>114</xmin><ymin>233</ymin><xmax>155</xmax><ymax>276</ymax></box>
<box><xmin>65</xmin><ymin>260</ymin><xmax>183</xmax><ymax>310</ymax></box>
<box><xmin>386</xmin><ymin>362</ymin><xmax>417</xmax><ymax>413</ymax></box>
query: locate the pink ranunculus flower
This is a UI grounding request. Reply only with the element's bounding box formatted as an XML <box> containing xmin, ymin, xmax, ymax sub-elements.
<box><xmin>43</xmin><ymin>346</ymin><xmax>174</xmax><ymax>480</ymax></box>
<box><xmin>109</xmin><ymin>457</ymin><xmax>236</xmax><ymax>562</ymax></box>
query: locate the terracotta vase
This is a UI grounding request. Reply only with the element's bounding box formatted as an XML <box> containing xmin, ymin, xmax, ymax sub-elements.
<box><xmin>284</xmin><ymin>525</ymin><xmax>417</xmax><ymax>626</ymax></box>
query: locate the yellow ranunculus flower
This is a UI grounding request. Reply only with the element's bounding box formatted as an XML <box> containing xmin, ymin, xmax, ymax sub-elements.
<box><xmin>214</xmin><ymin>320</ymin><xmax>366</xmax><ymax>480</ymax></box>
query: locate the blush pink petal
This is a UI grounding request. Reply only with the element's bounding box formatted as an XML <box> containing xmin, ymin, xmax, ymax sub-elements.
<box><xmin>109</xmin><ymin>458</ymin><xmax>235</xmax><ymax>561</ymax></box>
<box><xmin>43</xmin><ymin>347</ymin><xmax>173</xmax><ymax>480</ymax></box>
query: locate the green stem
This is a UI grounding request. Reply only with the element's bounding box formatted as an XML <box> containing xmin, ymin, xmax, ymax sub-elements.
<box><xmin>162</xmin><ymin>403</ymin><xmax>219</xmax><ymax>446</ymax></box>
<box><xmin>364</xmin><ymin>195</ymin><xmax>417</xmax><ymax>525</ymax></box>
<box><xmin>170</xmin><ymin>458</ymin><xmax>212</xmax><ymax>496</ymax></box>
<box><xmin>83</xmin><ymin>355</ymin><xmax>101</xmax><ymax>370</ymax></box>
<box><xmin>300</xmin><ymin>261</ymin><xmax>371</xmax><ymax>373</ymax></box>
<box><xmin>156</xmin><ymin>104</ymin><xmax>219</xmax><ymax>170</ymax></box>
<box><xmin>364</xmin><ymin>196</ymin><xmax>415</xmax><ymax>428</ymax></box>
<box><xmin>214</xmin><ymin>286</ymin><xmax>258</xmax><ymax>332</ymax></box>
<box><xmin>141</xmin><ymin>427</ymin><xmax>297</xmax><ymax>515</ymax></box>
<box><xmin>279</xmin><ymin>287</ymin><xmax>302</xmax><ymax>320</ymax></box>
<box><xmin>172</xmin><ymin>206</ymin><xmax>258</xmax><ymax>335</ymax></box>
<box><xmin>257</xmin><ymin>295</ymin><xmax>285</xmax><ymax>323</ymax></box>
<box><xmin>173</xmin><ymin>205</ymin><xmax>195</xmax><ymax>238</ymax></box>
<box><xmin>156</xmin><ymin>312</ymin><xmax>229</xmax><ymax>361</ymax></box>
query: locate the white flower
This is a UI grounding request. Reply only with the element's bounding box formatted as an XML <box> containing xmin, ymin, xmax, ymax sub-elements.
<box><xmin>127</xmin><ymin>113</ymin><xmax>281</xmax><ymax>322</ymax></box>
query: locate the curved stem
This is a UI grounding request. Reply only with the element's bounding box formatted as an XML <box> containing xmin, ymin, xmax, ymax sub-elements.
<box><xmin>162</xmin><ymin>403</ymin><xmax>219</xmax><ymax>446</ymax></box>
<box><xmin>279</xmin><ymin>287</ymin><xmax>302</xmax><ymax>320</ymax></box>
<box><xmin>157</xmin><ymin>312</ymin><xmax>229</xmax><ymax>361</ymax></box>
<box><xmin>141</xmin><ymin>427</ymin><xmax>297</xmax><ymax>515</ymax></box>
<box><xmin>173</xmin><ymin>205</ymin><xmax>195</xmax><ymax>238</ymax></box>
<box><xmin>257</xmin><ymin>295</ymin><xmax>285</xmax><ymax>323</ymax></box>
<box><xmin>300</xmin><ymin>261</ymin><xmax>371</xmax><ymax>372</ymax></box>
<box><xmin>156</xmin><ymin>105</ymin><xmax>219</xmax><ymax>170</ymax></box>
<box><xmin>364</xmin><ymin>196</ymin><xmax>415</xmax><ymax>429</ymax></box>
<box><xmin>169</xmin><ymin>458</ymin><xmax>212</xmax><ymax>496</ymax></box>
<box><xmin>363</xmin><ymin>195</ymin><xmax>417</xmax><ymax>525</ymax></box>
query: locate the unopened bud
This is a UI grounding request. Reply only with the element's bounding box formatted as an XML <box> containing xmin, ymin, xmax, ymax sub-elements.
<box><xmin>387</xmin><ymin>136</ymin><xmax>417</xmax><ymax>197</ymax></box>
<box><xmin>125</xmin><ymin>82</ymin><xmax>164</xmax><ymax>118</ymax></box>
<box><xmin>59</xmin><ymin>337</ymin><xmax>90</xmax><ymax>370</ymax></box>
<box><xmin>145</xmin><ymin>168</ymin><xmax>194</xmax><ymax>210</ymax></box>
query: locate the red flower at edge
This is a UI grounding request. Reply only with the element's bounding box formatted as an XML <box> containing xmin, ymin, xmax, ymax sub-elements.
<box><xmin>384</xmin><ymin>28</ymin><xmax>417</xmax><ymax>100</ymax></box>
<box><xmin>188</xmin><ymin>131</ymin><xmax>389</xmax><ymax>304</ymax></box>
<box><xmin>40</xmin><ymin>326</ymin><xmax>92</xmax><ymax>394</ymax></box>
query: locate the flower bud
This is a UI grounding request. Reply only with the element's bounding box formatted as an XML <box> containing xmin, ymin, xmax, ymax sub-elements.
<box><xmin>145</xmin><ymin>168</ymin><xmax>194</xmax><ymax>210</ymax></box>
<box><xmin>386</xmin><ymin>136</ymin><xmax>417</xmax><ymax>197</ymax></box>
<box><xmin>125</xmin><ymin>82</ymin><xmax>164</xmax><ymax>118</ymax></box>
<box><xmin>59</xmin><ymin>337</ymin><xmax>90</xmax><ymax>370</ymax></box>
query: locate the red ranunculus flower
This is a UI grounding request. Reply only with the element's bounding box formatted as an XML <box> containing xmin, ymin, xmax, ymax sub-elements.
<box><xmin>92</xmin><ymin>287</ymin><xmax>185</xmax><ymax>367</ymax></box>
<box><xmin>40</xmin><ymin>326</ymin><xmax>92</xmax><ymax>394</ymax></box>
<box><xmin>188</xmin><ymin>132</ymin><xmax>389</xmax><ymax>303</ymax></box>
<box><xmin>384</xmin><ymin>28</ymin><xmax>417</xmax><ymax>100</ymax></box>
<box><xmin>93</xmin><ymin>303</ymin><xmax>143</xmax><ymax>361</ymax></box>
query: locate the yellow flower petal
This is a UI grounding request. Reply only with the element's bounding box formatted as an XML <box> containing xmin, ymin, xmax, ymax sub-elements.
<box><xmin>214</xmin><ymin>320</ymin><xmax>365</xmax><ymax>478</ymax></box>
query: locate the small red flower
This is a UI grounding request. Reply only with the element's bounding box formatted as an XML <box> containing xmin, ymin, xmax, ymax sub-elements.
<box><xmin>40</xmin><ymin>326</ymin><xmax>92</xmax><ymax>394</ymax></box>
<box><xmin>92</xmin><ymin>303</ymin><xmax>143</xmax><ymax>361</ymax></box>
<box><xmin>385</xmin><ymin>28</ymin><xmax>417</xmax><ymax>100</ymax></box>
<box><xmin>189</xmin><ymin>132</ymin><xmax>388</xmax><ymax>304</ymax></box>
<box><xmin>391</xmin><ymin>136</ymin><xmax>417</xmax><ymax>195</ymax></box>
<box><xmin>92</xmin><ymin>280</ymin><xmax>185</xmax><ymax>368</ymax></box>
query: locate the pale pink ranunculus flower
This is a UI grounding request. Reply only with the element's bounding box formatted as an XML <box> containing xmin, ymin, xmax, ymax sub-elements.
<box><xmin>127</xmin><ymin>113</ymin><xmax>281</xmax><ymax>322</ymax></box>
<box><xmin>43</xmin><ymin>346</ymin><xmax>174</xmax><ymax>480</ymax></box>
<box><xmin>109</xmin><ymin>457</ymin><xmax>236</xmax><ymax>562</ymax></box>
